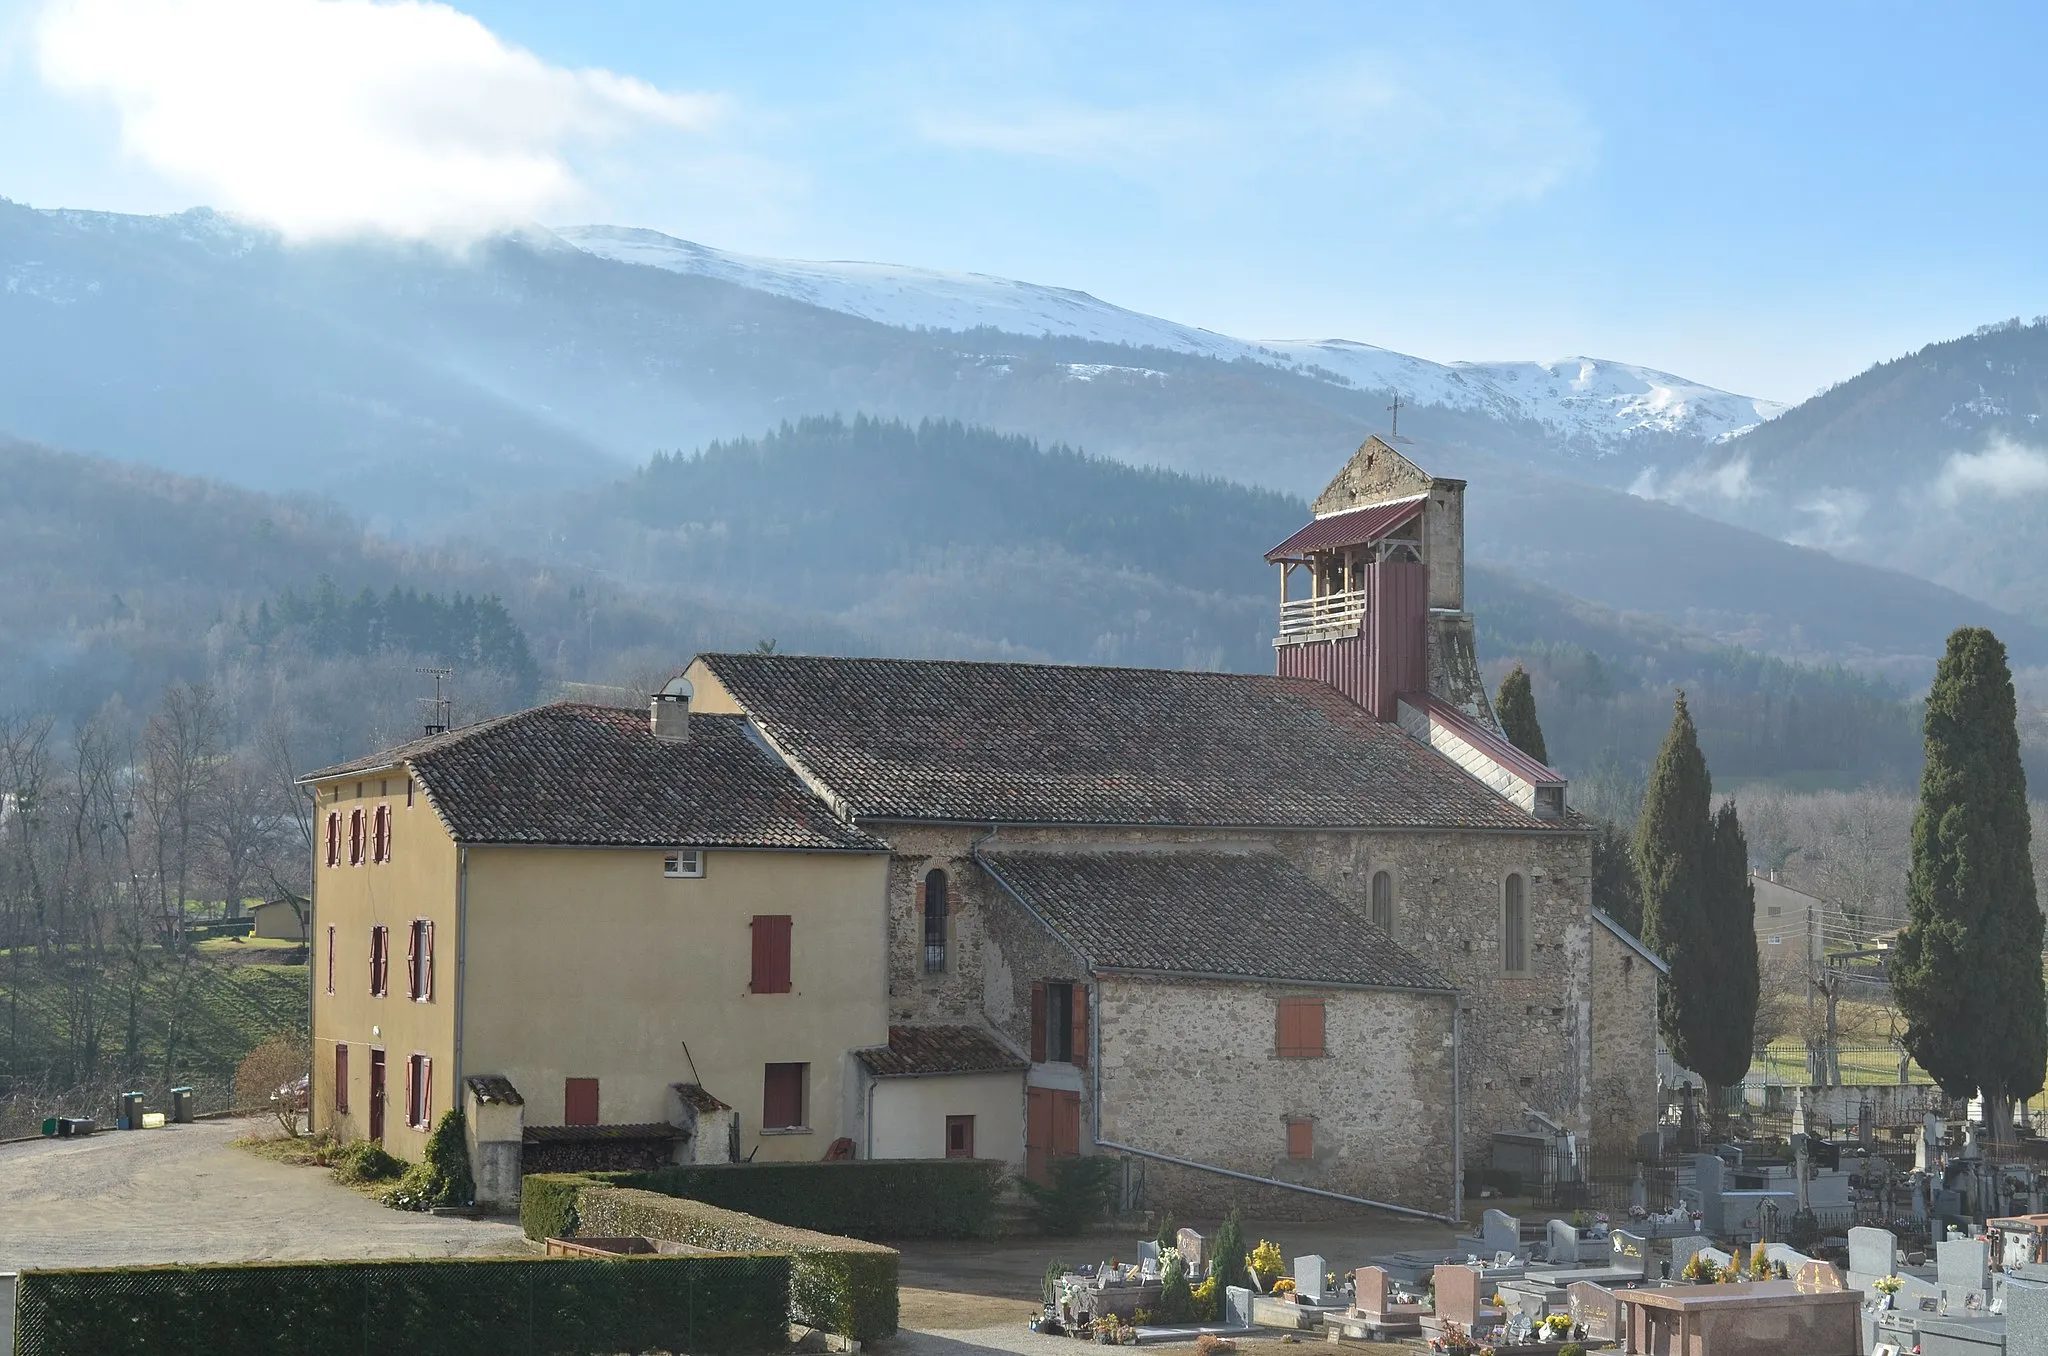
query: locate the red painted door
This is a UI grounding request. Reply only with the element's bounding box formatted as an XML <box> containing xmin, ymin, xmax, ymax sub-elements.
<box><xmin>368</xmin><ymin>1048</ymin><xmax>386</xmax><ymax>1143</ymax></box>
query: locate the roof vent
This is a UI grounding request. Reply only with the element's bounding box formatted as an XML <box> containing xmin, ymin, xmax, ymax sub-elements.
<box><xmin>650</xmin><ymin>676</ymin><xmax>693</xmax><ymax>743</ymax></box>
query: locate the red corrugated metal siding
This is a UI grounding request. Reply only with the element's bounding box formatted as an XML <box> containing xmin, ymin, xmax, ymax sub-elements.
<box><xmin>1275</xmin><ymin>632</ymin><xmax>1375</xmax><ymax>707</ymax></box>
<box><xmin>1368</xmin><ymin>562</ymin><xmax>1427</xmax><ymax>720</ymax></box>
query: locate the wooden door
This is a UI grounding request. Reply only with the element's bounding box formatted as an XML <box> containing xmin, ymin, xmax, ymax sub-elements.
<box><xmin>1026</xmin><ymin>1087</ymin><xmax>1083</xmax><ymax>1183</ymax></box>
<box><xmin>368</xmin><ymin>1048</ymin><xmax>386</xmax><ymax>1143</ymax></box>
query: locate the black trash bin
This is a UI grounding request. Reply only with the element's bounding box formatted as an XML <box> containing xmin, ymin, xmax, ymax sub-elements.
<box><xmin>170</xmin><ymin>1086</ymin><xmax>194</xmax><ymax>1124</ymax></box>
<box><xmin>117</xmin><ymin>1091</ymin><xmax>143</xmax><ymax>1130</ymax></box>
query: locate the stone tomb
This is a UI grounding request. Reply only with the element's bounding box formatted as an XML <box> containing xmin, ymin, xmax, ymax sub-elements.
<box><xmin>1568</xmin><ymin>1282</ymin><xmax>1620</xmax><ymax>1344</ymax></box>
<box><xmin>1617</xmin><ymin>1281</ymin><xmax>1861</xmax><ymax>1356</ymax></box>
<box><xmin>1431</xmin><ymin>1263</ymin><xmax>1504</xmax><ymax>1333</ymax></box>
<box><xmin>1339</xmin><ymin>1266</ymin><xmax>1424</xmax><ymax>1339</ymax></box>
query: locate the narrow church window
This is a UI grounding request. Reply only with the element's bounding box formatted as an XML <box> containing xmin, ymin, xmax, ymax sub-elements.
<box><xmin>1503</xmin><ymin>874</ymin><xmax>1529</xmax><ymax>974</ymax></box>
<box><xmin>1370</xmin><ymin>870</ymin><xmax>1395</xmax><ymax>934</ymax></box>
<box><xmin>923</xmin><ymin>868</ymin><xmax>949</xmax><ymax>973</ymax></box>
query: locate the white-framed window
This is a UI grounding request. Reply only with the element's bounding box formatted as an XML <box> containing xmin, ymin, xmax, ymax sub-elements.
<box><xmin>663</xmin><ymin>850</ymin><xmax>705</xmax><ymax>879</ymax></box>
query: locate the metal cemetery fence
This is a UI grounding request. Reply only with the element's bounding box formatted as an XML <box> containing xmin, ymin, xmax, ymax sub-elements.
<box><xmin>13</xmin><ymin>1253</ymin><xmax>791</xmax><ymax>1356</ymax></box>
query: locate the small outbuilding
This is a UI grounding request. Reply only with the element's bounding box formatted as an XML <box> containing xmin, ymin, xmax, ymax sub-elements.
<box><xmin>248</xmin><ymin>898</ymin><xmax>308</xmax><ymax>941</ymax></box>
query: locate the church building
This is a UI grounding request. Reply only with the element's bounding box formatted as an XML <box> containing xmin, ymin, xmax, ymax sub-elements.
<box><xmin>303</xmin><ymin>436</ymin><xmax>1661</xmax><ymax>1219</ymax></box>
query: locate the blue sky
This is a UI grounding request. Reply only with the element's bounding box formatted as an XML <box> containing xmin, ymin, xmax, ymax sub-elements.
<box><xmin>2</xmin><ymin>0</ymin><xmax>2044</xmax><ymax>403</ymax></box>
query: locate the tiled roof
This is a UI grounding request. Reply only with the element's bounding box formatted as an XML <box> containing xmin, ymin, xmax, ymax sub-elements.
<box><xmin>698</xmin><ymin>654</ymin><xmax>1560</xmax><ymax>831</ymax></box>
<box><xmin>979</xmin><ymin>848</ymin><xmax>1455</xmax><ymax>991</ymax></box>
<box><xmin>465</xmin><ymin>1075</ymin><xmax>523</xmax><ymax>1106</ymax></box>
<box><xmin>674</xmin><ymin>1083</ymin><xmax>731</xmax><ymax>1113</ymax></box>
<box><xmin>854</xmin><ymin>1025</ymin><xmax>1029</xmax><ymax>1078</ymax></box>
<box><xmin>305</xmin><ymin>704</ymin><xmax>887</xmax><ymax>852</ymax></box>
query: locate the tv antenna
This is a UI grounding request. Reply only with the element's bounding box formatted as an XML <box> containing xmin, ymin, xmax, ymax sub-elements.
<box><xmin>417</xmin><ymin>667</ymin><xmax>454</xmax><ymax>734</ymax></box>
<box><xmin>1387</xmin><ymin>393</ymin><xmax>1404</xmax><ymax>437</ymax></box>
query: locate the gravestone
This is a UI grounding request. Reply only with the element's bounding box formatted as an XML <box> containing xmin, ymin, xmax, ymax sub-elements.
<box><xmin>1692</xmin><ymin>1154</ymin><xmax>1727</xmax><ymax>1235</ymax></box>
<box><xmin>2006</xmin><ymin>1274</ymin><xmax>2048</xmax><ymax>1356</ymax></box>
<box><xmin>1481</xmin><ymin>1209</ymin><xmax>1519</xmax><ymax>1254</ymax></box>
<box><xmin>1566</xmin><ymin>1281</ymin><xmax>1618</xmax><ymax>1343</ymax></box>
<box><xmin>1936</xmin><ymin>1236</ymin><xmax>1989</xmax><ymax>1302</ymax></box>
<box><xmin>1610</xmin><ymin>1228</ymin><xmax>1648</xmax><ymax>1277</ymax></box>
<box><xmin>1670</xmin><ymin>1235</ymin><xmax>1712</xmax><ymax>1279</ymax></box>
<box><xmin>1432</xmin><ymin>1264</ymin><xmax>1488</xmax><ymax>1328</ymax></box>
<box><xmin>1546</xmin><ymin>1218</ymin><xmax>1580</xmax><ymax>1264</ymax></box>
<box><xmin>1138</xmin><ymin>1240</ymin><xmax>1160</xmax><ymax>1267</ymax></box>
<box><xmin>1224</xmin><ymin>1286</ymin><xmax>1252</xmax><ymax>1328</ymax></box>
<box><xmin>1176</xmin><ymin>1228</ymin><xmax>1205</xmax><ymax>1276</ymax></box>
<box><xmin>1848</xmin><ymin>1226</ymin><xmax>1899</xmax><ymax>1284</ymax></box>
<box><xmin>1353</xmin><ymin>1267</ymin><xmax>1390</xmax><ymax>1316</ymax></box>
<box><xmin>1293</xmin><ymin>1255</ymin><xmax>1326</xmax><ymax>1305</ymax></box>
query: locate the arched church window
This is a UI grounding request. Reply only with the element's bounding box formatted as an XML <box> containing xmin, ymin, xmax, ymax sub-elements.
<box><xmin>923</xmin><ymin>868</ymin><xmax>949</xmax><ymax>974</ymax></box>
<box><xmin>1503</xmin><ymin>873</ymin><xmax>1528</xmax><ymax>974</ymax></box>
<box><xmin>1370</xmin><ymin>870</ymin><xmax>1395</xmax><ymax>935</ymax></box>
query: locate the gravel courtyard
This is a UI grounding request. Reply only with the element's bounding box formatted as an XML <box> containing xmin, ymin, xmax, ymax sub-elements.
<box><xmin>0</xmin><ymin>1116</ymin><xmax>529</xmax><ymax>1271</ymax></box>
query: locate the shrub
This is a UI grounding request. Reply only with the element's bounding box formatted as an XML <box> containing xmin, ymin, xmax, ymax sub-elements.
<box><xmin>233</xmin><ymin>1031</ymin><xmax>308</xmax><ymax>1137</ymax></box>
<box><xmin>1559</xmin><ymin>1345</ymin><xmax>1586</xmax><ymax>1356</ymax></box>
<box><xmin>1155</xmin><ymin>1210</ymin><xmax>1178</xmax><ymax>1252</ymax></box>
<box><xmin>1157</xmin><ymin>1250</ymin><xmax>1195</xmax><ymax>1324</ymax></box>
<box><xmin>331</xmin><ymin>1140</ymin><xmax>405</xmax><ymax>1185</ymax></box>
<box><xmin>573</xmin><ymin>1184</ymin><xmax>900</xmax><ymax>1342</ymax></box>
<box><xmin>519</xmin><ymin>1173</ymin><xmax>585</xmax><ymax>1243</ymax></box>
<box><xmin>616</xmin><ymin>1158</ymin><xmax>1005</xmax><ymax>1239</ymax></box>
<box><xmin>1017</xmin><ymin>1155</ymin><xmax>1120</xmax><ymax>1236</ymax></box>
<box><xmin>11</xmin><ymin>1255</ymin><xmax>789</xmax><ymax>1356</ymax></box>
<box><xmin>383</xmin><ymin>1110</ymin><xmax>474</xmax><ymax>1211</ymax></box>
<box><xmin>1211</xmin><ymin>1206</ymin><xmax>1249</xmax><ymax>1296</ymax></box>
<box><xmin>1191</xmin><ymin>1274</ymin><xmax>1219</xmax><ymax>1322</ymax></box>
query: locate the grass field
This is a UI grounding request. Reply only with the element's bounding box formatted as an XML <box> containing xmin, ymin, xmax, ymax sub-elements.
<box><xmin>0</xmin><ymin>945</ymin><xmax>308</xmax><ymax>1121</ymax></box>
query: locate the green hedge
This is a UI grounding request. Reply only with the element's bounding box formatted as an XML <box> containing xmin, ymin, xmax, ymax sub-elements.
<box><xmin>572</xmin><ymin>1184</ymin><xmax>900</xmax><ymax>1342</ymax></box>
<box><xmin>521</xmin><ymin>1172</ymin><xmax>587</xmax><ymax>1243</ymax></box>
<box><xmin>12</xmin><ymin>1254</ymin><xmax>790</xmax><ymax>1356</ymax></box>
<box><xmin>610</xmin><ymin>1157</ymin><xmax>1007</xmax><ymax>1239</ymax></box>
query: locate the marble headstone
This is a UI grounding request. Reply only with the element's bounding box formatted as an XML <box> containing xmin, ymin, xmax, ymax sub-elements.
<box><xmin>2006</xmin><ymin>1274</ymin><xmax>2048</xmax><ymax>1356</ymax></box>
<box><xmin>1138</xmin><ymin>1240</ymin><xmax>1160</xmax><ymax>1267</ymax></box>
<box><xmin>1670</xmin><ymin>1235</ymin><xmax>1712</xmax><ymax>1278</ymax></box>
<box><xmin>1848</xmin><ymin>1226</ymin><xmax>1898</xmax><ymax>1282</ymax></box>
<box><xmin>1432</xmin><ymin>1265</ymin><xmax>1487</xmax><ymax>1328</ymax></box>
<box><xmin>1692</xmin><ymin>1154</ymin><xmax>1726</xmax><ymax>1235</ymax></box>
<box><xmin>1353</xmin><ymin>1267</ymin><xmax>1390</xmax><ymax>1316</ymax></box>
<box><xmin>1293</xmin><ymin>1255</ymin><xmax>1327</xmax><ymax>1305</ymax></box>
<box><xmin>1546</xmin><ymin>1217</ymin><xmax>1580</xmax><ymax>1264</ymax></box>
<box><xmin>1224</xmin><ymin>1286</ymin><xmax>1253</xmax><ymax>1328</ymax></box>
<box><xmin>1481</xmin><ymin>1209</ymin><xmax>1519</xmax><ymax>1254</ymax></box>
<box><xmin>1567</xmin><ymin>1282</ymin><xmax>1619</xmax><ymax>1342</ymax></box>
<box><xmin>1936</xmin><ymin>1237</ymin><xmax>1989</xmax><ymax>1299</ymax></box>
<box><xmin>1610</xmin><ymin>1228</ymin><xmax>1648</xmax><ymax>1277</ymax></box>
<box><xmin>1176</xmin><ymin>1228</ymin><xmax>1205</xmax><ymax>1276</ymax></box>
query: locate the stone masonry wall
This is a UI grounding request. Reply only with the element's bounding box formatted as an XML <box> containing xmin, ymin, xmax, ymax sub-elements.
<box><xmin>1590</xmin><ymin>925</ymin><xmax>1660</xmax><ymax>1153</ymax></box>
<box><xmin>1097</xmin><ymin>974</ymin><xmax>1455</xmax><ymax>1217</ymax></box>
<box><xmin>1268</xmin><ymin>828</ymin><xmax>1595</xmax><ymax>1156</ymax></box>
<box><xmin>873</xmin><ymin>820</ymin><xmax>1613</xmax><ymax>1173</ymax></box>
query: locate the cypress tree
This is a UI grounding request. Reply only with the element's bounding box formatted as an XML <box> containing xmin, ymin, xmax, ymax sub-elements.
<box><xmin>1211</xmin><ymin>1206</ymin><xmax>1249</xmax><ymax>1297</ymax></box>
<box><xmin>1496</xmin><ymin>663</ymin><xmax>1549</xmax><ymax>764</ymax></box>
<box><xmin>1591</xmin><ymin>819</ymin><xmax>1644</xmax><ymax>936</ymax></box>
<box><xmin>1637</xmin><ymin>693</ymin><xmax>1753</xmax><ymax>1107</ymax></box>
<box><xmin>1697</xmin><ymin>800</ymin><xmax>1759</xmax><ymax>1091</ymax></box>
<box><xmin>1892</xmin><ymin>628</ymin><xmax>2046</xmax><ymax>1141</ymax></box>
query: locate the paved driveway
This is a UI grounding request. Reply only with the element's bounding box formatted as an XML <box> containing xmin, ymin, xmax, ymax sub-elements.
<box><xmin>0</xmin><ymin>1117</ymin><xmax>529</xmax><ymax>1270</ymax></box>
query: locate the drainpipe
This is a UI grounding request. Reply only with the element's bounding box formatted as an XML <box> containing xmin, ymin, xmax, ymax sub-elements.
<box><xmin>1452</xmin><ymin>999</ymin><xmax>1464</xmax><ymax>1225</ymax></box>
<box><xmin>454</xmin><ymin>845</ymin><xmax>468</xmax><ymax>1097</ymax></box>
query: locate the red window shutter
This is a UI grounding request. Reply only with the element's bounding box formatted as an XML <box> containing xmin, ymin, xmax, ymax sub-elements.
<box><xmin>404</xmin><ymin>1055</ymin><xmax>416</xmax><ymax>1128</ymax></box>
<box><xmin>406</xmin><ymin>923</ymin><xmax>420</xmax><ymax>1000</ymax></box>
<box><xmin>1071</xmin><ymin>986</ymin><xmax>1090</xmax><ymax>1070</ymax></box>
<box><xmin>1277</xmin><ymin>998</ymin><xmax>1325</xmax><ymax>1057</ymax></box>
<box><xmin>369</xmin><ymin>928</ymin><xmax>380</xmax><ymax>996</ymax></box>
<box><xmin>751</xmin><ymin>915</ymin><xmax>792</xmax><ymax>994</ymax></box>
<box><xmin>1304</xmin><ymin>999</ymin><xmax>1325</xmax><ymax>1056</ymax></box>
<box><xmin>763</xmin><ymin>1063</ymin><xmax>805</xmax><ymax>1128</ymax></box>
<box><xmin>325</xmin><ymin>813</ymin><xmax>339</xmax><ymax>867</ymax></box>
<box><xmin>325</xmin><ymin>926</ymin><xmax>335</xmax><ymax>995</ymax></box>
<box><xmin>1287</xmin><ymin>1118</ymin><xmax>1314</xmax><ymax>1160</ymax></box>
<box><xmin>423</xmin><ymin>1057</ymin><xmax>431</xmax><ymax>1126</ymax></box>
<box><xmin>1275</xmin><ymin>1000</ymin><xmax>1296</xmax><ymax>1055</ymax></box>
<box><xmin>1030</xmin><ymin>982</ymin><xmax>1047</xmax><ymax>1063</ymax></box>
<box><xmin>421</xmin><ymin>920</ymin><xmax>434</xmax><ymax>1001</ymax></box>
<box><xmin>334</xmin><ymin>1044</ymin><xmax>349</xmax><ymax>1114</ymax></box>
<box><xmin>565</xmin><ymin>1077</ymin><xmax>600</xmax><ymax>1126</ymax></box>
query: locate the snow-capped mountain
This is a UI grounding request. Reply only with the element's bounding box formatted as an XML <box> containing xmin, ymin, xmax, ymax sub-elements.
<box><xmin>556</xmin><ymin>225</ymin><xmax>1785</xmax><ymax>454</ymax></box>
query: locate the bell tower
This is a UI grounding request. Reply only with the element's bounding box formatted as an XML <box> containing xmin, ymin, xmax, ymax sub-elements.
<box><xmin>1265</xmin><ymin>435</ymin><xmax>1491</xmax><ymax>726</ymax></box>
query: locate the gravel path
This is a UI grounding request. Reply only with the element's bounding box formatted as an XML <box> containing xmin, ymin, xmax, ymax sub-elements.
<box><xmin>0</xmin><ymin>1116</ymin><xmax>529</xmax><ymax>1270</ymax></box>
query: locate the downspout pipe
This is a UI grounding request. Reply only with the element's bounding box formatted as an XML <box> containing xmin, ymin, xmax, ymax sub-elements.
<box><xmin>1452</xmin><ymin>999</ymin><xmax>1464</xmax><ymax>1225</ymax></box>
<box><xmin>454</xmin><ymin>845</ymin><xmax>468</xmax><ymax>1098</ymax></box>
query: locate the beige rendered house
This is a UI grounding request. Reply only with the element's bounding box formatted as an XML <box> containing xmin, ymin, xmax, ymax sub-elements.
<box><xmin>303</xmin><ymin>695</ymin><xmax>1023</xmax><ymax>1204</ymax></box>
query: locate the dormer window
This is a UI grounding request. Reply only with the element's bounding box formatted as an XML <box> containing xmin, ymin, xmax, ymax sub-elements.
<box><xmin>663</xmin><ymin>850</ymin><xmax>704</xmax><ymax>878</ymax></box>
<box><xmin>1534</xmin><ymin>785</ymin><xmax>1564</xmax><ymax>819</ymax></box>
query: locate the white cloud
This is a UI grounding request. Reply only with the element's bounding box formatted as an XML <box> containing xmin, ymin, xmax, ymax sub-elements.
<box><xmin>1933</xmin><ymin>435</ymin><xmax>2048</xmax><ymax>507</ymax></box>
<box><xmin>33</xmin><ymin>0</ymin><xmax>723</xmax><ymax>240</ymax></box>
<box><xmin>1785</xmin><ymin>488</ymin><xmax>1870</xmax><ymax>551</ymax></box>
<box><xmin>1629</xmin><ymin>453</ymin><xmax>1757</xmax><ymax>505</ymax></box>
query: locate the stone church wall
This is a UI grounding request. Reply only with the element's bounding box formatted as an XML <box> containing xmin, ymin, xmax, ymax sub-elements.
<box><xmin>1590</xmin><ymin>924</ymin><xmax>1661</xmax><ymax>1153</ymax></box>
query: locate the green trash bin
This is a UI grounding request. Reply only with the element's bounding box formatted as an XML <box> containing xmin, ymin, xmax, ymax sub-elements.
<box><xmin>41</xmin><ymin>1117</ymin><xmax>57</xmax><ymax>1137</ymax></box>
<box><xmin>117</xmin><ymin>1090</ymin><xmax>143</xmax><ymax>1130</ymax></box>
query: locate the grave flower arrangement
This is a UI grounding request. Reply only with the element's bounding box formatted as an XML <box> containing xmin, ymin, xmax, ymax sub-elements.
<box><xmin>1249</xmin><ymin>1240</ymin><xmax>1285</xmax><ymax>1284</ymax></box>
<box><xmin>1872</xmin><ymin>1274</ymin><xmax>1903</xmax><ymax>1308</ymax></box>
<box><xmin>1538</xmin><ymin>1313</ymin><xmax>1573</xmax><ymax>1342</ymax></box>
